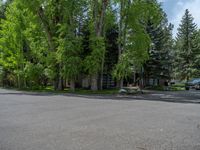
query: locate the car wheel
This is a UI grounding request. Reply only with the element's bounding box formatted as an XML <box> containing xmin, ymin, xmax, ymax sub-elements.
<box><xmin>196</xmin><ymin>85</ymin><xmax>200</xmax><ymax>90</ymax></box>
<box><xmin>185</xmin><ymin>87</ymin><xmax>189</xmax><ymax>90</ymax></box>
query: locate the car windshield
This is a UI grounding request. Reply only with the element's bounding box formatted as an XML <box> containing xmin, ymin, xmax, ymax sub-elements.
<box><xmin>189</xmin><ymin>79</ymin><xmax>200</xmax><ymax>83</ymax></box>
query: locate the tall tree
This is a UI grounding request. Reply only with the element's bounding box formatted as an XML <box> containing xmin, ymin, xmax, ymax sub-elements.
<box><xmin>145</xmin><ymin>4</ymin><xmax>174</xmax><ymax>86</ymax></box>
<box><xmin>0</xmin><ymin>1</ymin><xmax>27</xmax><ymax>88</ymax></box>
<box><xmin>192</xmin><ymin>29</ymin><xmax>200</xmax><ymax>77</ymax></box>
<box><xmin>20</xmin><ymin>0</ymin><xmax>85</xmax><ymax>90</ymax></box>
<box><xmin>175</xmin><ymin>9</ymin><xmax>197</xmax><ymax>81</ymax></box>
<box><xmin>113</xmin><ymin>0</ymin><xmax>162</xmax><ymax>87</ymax></box>
<box><xmin>84</xmin><ymin>0</ymin><xmax>108</xmax><ymax>91</ymax></box>
<box><xmin>56</xmin><ymin>0</ymin><xmax>86</xmax><ymax>91</ymax></box>
<box><xmin>19</xmin><ymin>0</ymin><xmax>61</xmax><ymax>90</ymax></box>
<box><xmin>115</xmin><ymin>0</ymin><xmax>131</xmax><ymax>88</ymax></box>
<box><xmin>0</xmin><ymin>0</ymin><xmax>47</xmax><ymax>88</ymax></box>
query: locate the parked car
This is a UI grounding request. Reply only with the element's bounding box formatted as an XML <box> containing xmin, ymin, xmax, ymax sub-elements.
<box><xmin>195</xmin><ymin>82</ymin><xmax>200</xmax><ymax>90</ymax></box>
<box><xmin>185</xmin><ymin>78</ymin><xmax>200</xmax><ymax>90</ymax></box>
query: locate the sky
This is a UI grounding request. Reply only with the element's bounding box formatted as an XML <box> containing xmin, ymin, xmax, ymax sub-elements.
<box><xmin>158</xmin><ymin>0</ymin><xmax>200</xmax><ymax>37</ymax></box>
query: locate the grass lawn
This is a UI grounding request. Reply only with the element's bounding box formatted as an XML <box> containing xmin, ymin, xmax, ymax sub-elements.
<box><xmin>16</xmin><ymin>86</ymin><xmax>120</xmax><ymax>95</ymax></box>
<box><xmin>170</xmin><ymin>83</ymin><xmax>185</xmax><ymax>91</ymax></box>
<box><xmin>2</xmin><ymin>83</ymin><xmax>186</xmax><ymax>95</ymax></box>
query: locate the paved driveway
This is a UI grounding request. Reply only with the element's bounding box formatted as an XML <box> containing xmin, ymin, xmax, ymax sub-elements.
<box><xmin>144</xmin><ymin>90</ymin><xmax>200</xmax><ymax>103</ymax></box>
<box><xmin>0</xmin><ymin>89</ymin><xmax>200</xmax><ymax>150</ymax></box>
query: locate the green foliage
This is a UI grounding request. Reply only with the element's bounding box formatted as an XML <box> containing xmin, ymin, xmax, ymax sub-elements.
<box><xmin>84</xmin><ymin>37</ymin><xmax>105</xmax><ymax>75</ymax></box>
<box><xmin>113</xmin><ymin>0</ymin><xmax>163</xmax><ymax>80</ymax></box>
<box><xmin>145</xmin><ymin>6</ymin><xmax>174</xmax><ymax>84</ymax></box>
<box><xmin>0</xmin><ymin>1</ymin><xmax>48</xmax><ymax>88</ymax></box>
<box><xmin>44</xmin><ymin>51</ymin><xmax>57</xmax><ymax>80</ymax></box>
<box><xmin>18</xmin><ymin>0</ymin><xmax>86</xmax><ymax>90</ymax></box>
<box><xmin>2</xmin><ymin>0</ymin><xmax>199</xmax><ymax>92</ymax></box>
<box><xmin>0</xmin><ymin>1</ymin><xmax>27</xmax><ymax>87</ymax></box>
<box><xmin>56</xmin><ymin>36</ymin><xmax>82</xmax><ymax>80</ymax></box>
<box><xmin>24</xmin><ymin>62</ymin><xmax>44</xmax><ymax>86</ymax></box>
<box><xmin>175</xmin><ymin>9</ymin><xmax>198</xmax><ymax>80</ymax></box>
<box><xmin>112</xmin><ymin>53</ymin><xmax>133</xmax><ymax>80</ymax></box>
<box><xmin>192</xmin><ymin>30</ymin><xmax>200</xmax><ymax>77</ymax></box>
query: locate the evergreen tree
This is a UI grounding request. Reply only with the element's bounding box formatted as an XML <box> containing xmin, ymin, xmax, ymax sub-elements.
<box><xmin>192</xmin><ymin>29</ymin><xmax>200</xmax><ymax>77</ymax></box>
<box><xmin>175</xmin><ymin>9</ymin><xmax>197</xmax><ymax>81</ymax></box>
<box><xmin>145</xmin><ymin>9</ymin><xmax>174</xmax><ymax>86</ymax></box>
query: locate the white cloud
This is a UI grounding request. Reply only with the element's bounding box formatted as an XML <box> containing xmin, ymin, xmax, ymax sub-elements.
<box><xmin>171</xmin><ymin>0</ymin><xmax>200</xmax><ymax>37</ymax></box>
<box><xmin>177</xmin><ymin>1</ymin><xmax>184</xmax><ymax>6</ymax></box>
<box><xmin>158</xmin><ymin>0</ymin><xmax>167</xmax><ymax>3</ymax></box>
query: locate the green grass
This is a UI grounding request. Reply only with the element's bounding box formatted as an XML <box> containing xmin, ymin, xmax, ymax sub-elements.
<box><xmin>71</xmin><ymin>88</ymin><xmax>119</xmax><ymax>95</ymax></box>
<box><xmin>14</xmin><ymin>86</ymin><xmax>120</xmax><ymax>95</ymax></box>
<box><xmin>2</xmin><ymin>84</ymin><xmax>186</xmax><ymax>94</ymax></box>
<box><xmin>170</xmin><ymin>83</ymin><xmax>185</xmax><ymax>91</ymax></box>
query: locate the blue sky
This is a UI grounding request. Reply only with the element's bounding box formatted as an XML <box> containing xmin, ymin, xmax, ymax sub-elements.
<box><xmin>158</xmin><ymin>0</ymin><xmax>200</xmax><ymax>37</ymax></box>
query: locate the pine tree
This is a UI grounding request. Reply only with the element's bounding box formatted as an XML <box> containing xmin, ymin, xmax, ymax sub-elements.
<box><xmin>145</xmin><ymin>11</ymin><xmax>174</xmax><ymax>86</ymax></box>
<box><xmin>175</xmin><ymin>9</ymin><xmax>197</xmax><ymax>81</ymax></box>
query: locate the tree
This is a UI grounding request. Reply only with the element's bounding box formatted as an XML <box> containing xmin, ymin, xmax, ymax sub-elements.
<box><xmin>0</xmin><ymin>1</ymin><xmax>28</xmax><ymax>88</ymax></box>
<box><xmin>0</xmin><ymin>0</ymin><xmax>186</xmax><ymax>92</ymax></box>
<box><xmin>113</xmin><ymin>0</ymin><xmax>162</xmax><ymax>87</ymax></box>
<box><xmin>19</xmin><ymin>0</ymin><xmax>62</xmax><ymax>90</ymax></box>
<box><xmin>190</xmin><ymin>29</ymin><xmax>200</xmax><ymax>77</ymax></box>
<box><xmin>175</xmin><ymin>9</ymin><xmax>198</xmax><ymax>81</ymax></box>
<box><xmin>145</xmin><ymin>4</ymin><xmax>174</xmax><ymax>86</ymax></box>
<box><xmin>84</xmin><ymin>0</ymin><xmax>108</xmax><ymax>91</ymax></box>
<box><xmin>0</xmin><ymin>1</ymin><xmax>47</xmax><ymax>89</ymax></box>
<box><xmin>55</xmin><ymin>0</ymin><xmax>87</xmax><ymax>91</ymax></box>
<box><xmin>0</xmin><ymin>0</ymin><xmax>13</xmax><ymax>19</ymax></box>
<box><xmin>115</xmin><ymin>0</ymin><xmax>131</xmax><ymax>88</ymax></box>
<box><xmin>20</xmin><ymin>0</ymin><xmax>85</xmax><ymax>90</ymax></box>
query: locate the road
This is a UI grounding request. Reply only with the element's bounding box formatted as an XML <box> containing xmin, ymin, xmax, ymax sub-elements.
<box><xmin>0</xmin><ymin>88</ymin><xmax>200</xmax><ymax>150</ymax></box>
<box><xmin>143</xmin><ymin>90</ymin><xmax>200</xmax><ymax>103</ymax></box>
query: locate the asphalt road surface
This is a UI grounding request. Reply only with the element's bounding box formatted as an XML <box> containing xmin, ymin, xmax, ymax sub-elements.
<box><xmin>0</xmin><ymin>88</ymin><xmax>200</xmax><ymax>150</ymax></box>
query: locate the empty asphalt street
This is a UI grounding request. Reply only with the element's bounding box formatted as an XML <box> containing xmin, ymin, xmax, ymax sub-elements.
<box><xmin>0</xmin><ymin>88</ymin><xmax>200</xmax><ymax>150</ymax></box>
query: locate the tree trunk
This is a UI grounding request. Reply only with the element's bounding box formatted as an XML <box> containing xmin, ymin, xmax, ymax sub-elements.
<box><xmin>91</xmin><ymin>74</ymin><xmax>98</xmax><ymax>91</ymax></box>
<box><xmin>100</xmin><ymin>73</ymin><xmax>104</xmax><ymax>90</ymax></box>
<box><xmin>116</xmin><ymin>1</ymin><xmax>124</xmax><ymax>90</ymax></box>
<box><xmin>99</xmin><ymin>49</ymin><xmax>106</xmax><ymax>90</ymax></box>
<box><xmin>58</xmin><ymin>76</ymin><xmax>64</xmax><ymax>91</ymax></box>
<box><xmin>186</xmin><ymin>76</ymin><xmax>189</xmax><ymax>81</ymax></box>
<box><xmin>91</xmin><ymin>0</ymin><xmax>108</xmax><ymax>91</ymax></box>
<box><xmin>17</xmin><ymin>74</ymin><xmax>21</xmax><ymax>89</ymax></box>
<box><xmin>37</xmin><ymin>7</ymin><xmax>55</xmax><ymax>52</ymax></box>
<box><xmin>140</xmin><ymin>67</ymin><xmax>144</xmax><ymax>89</ymax></box>
<box><xmin>58</xmin><ymin>63</ymin><xmax>64</xmax><ymax>90</ymax></box>
<box><xmin>117</xmin><ymin>79</ymin><xmax>123</xmax><ymax>89</ymax></box>
<box><xmin>70</xmin><ymin>80</ymin><xmax>75</xmax><ymax>92</ymax></box>
<box><xmin>97</xmin><ymin>0</ymin><xmax>107</xmax><ymax>91</ymax></box>
<box><xmin>53</xmin><ymin>80</ymin><xmax>58</xmax><ymax>91</ymax></box>
<box><xmin>53</xmin><ymin>64</ymin><xmax>59</xmax><ymax>90</ymax></box>
<box><xmin>116</xmin><ymin>0</ymin><xmax>131</xmax><ymax>89</ymax></box>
